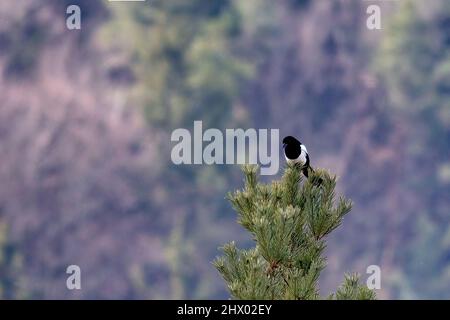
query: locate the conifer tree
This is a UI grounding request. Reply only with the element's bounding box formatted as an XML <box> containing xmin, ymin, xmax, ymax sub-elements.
<box><xmin>214</xmin><ymin>164</ymin><xmax>375</xmax><ymax>300</ymax></box>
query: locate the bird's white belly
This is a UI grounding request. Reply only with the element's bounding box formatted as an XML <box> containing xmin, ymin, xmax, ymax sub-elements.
<box><xmin>285</xmin><ymin>152</ymin><xmax>307</xmax><ymax>164</ymax></box>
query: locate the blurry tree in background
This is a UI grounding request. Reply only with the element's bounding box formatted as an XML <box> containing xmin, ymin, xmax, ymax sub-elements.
<box><xmin>0</xmin><ymin>221</ymin><xmax>25</xmax><ymax>299</ymax></box>
<box><xmin>100</xmin><ymin>0</ymin><xmax>253</xmax><ymax>129</ymax></box>
<box><xmin>0</xmin><ymin>0</ymin><xmax>166</xmax><ymax>299</ymax></box>
<box><xmin>98</xmin><ymin>0</ymin><xmax>255</xmax><ymax>298</ymax></box>
<box><xmin>377</xmin><ymin>0</ymin><xmax>450</xmax><ymax>298</ymax></box>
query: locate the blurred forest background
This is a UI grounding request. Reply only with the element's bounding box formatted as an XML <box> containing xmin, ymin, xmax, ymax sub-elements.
<box><xmin>0</xmin><ymin>0</ymin><xmax>449</xmax><ymax>299</ymax></box>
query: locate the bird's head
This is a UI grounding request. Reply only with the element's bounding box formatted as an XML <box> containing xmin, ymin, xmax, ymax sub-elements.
<box><xmin>282</xmin><ymin>136</ymin><xmax>301</xmax><ymax>148</ymax></box>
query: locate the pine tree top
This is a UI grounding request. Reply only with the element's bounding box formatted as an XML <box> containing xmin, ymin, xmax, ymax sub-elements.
<box><xmin>214</xmin><ymin>163</ymin><xmax>376</xmax><ymax>300</ymax></box>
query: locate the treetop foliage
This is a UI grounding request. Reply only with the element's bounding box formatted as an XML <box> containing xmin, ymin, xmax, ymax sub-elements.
<box><xmin>214</xmin><ymin>164</ymin><xmax>375</xmax><ymax>300</ymax></box>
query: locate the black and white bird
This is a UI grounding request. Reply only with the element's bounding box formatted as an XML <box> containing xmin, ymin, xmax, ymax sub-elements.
<box><xmin>282</xmin><ymin>135</ymin><xmax>313</xmax><ymax>178</ymax></box>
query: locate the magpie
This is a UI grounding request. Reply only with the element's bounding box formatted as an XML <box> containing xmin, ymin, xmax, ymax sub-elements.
<box><xmin>282</xmin><ymin>135</ymin><xmax>314</xmax><ymax>178</ymax></box>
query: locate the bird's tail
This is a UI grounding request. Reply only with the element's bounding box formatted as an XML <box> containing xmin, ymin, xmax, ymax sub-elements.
<box><xmin>302</xmin><ymin>166</ymin><xmax>310</xmax><ymax>178</ymax></box>
<box><xmin>303</xmin><ymin>166</ymin><xmax>323</xmax><ymax>186</ymax></box>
